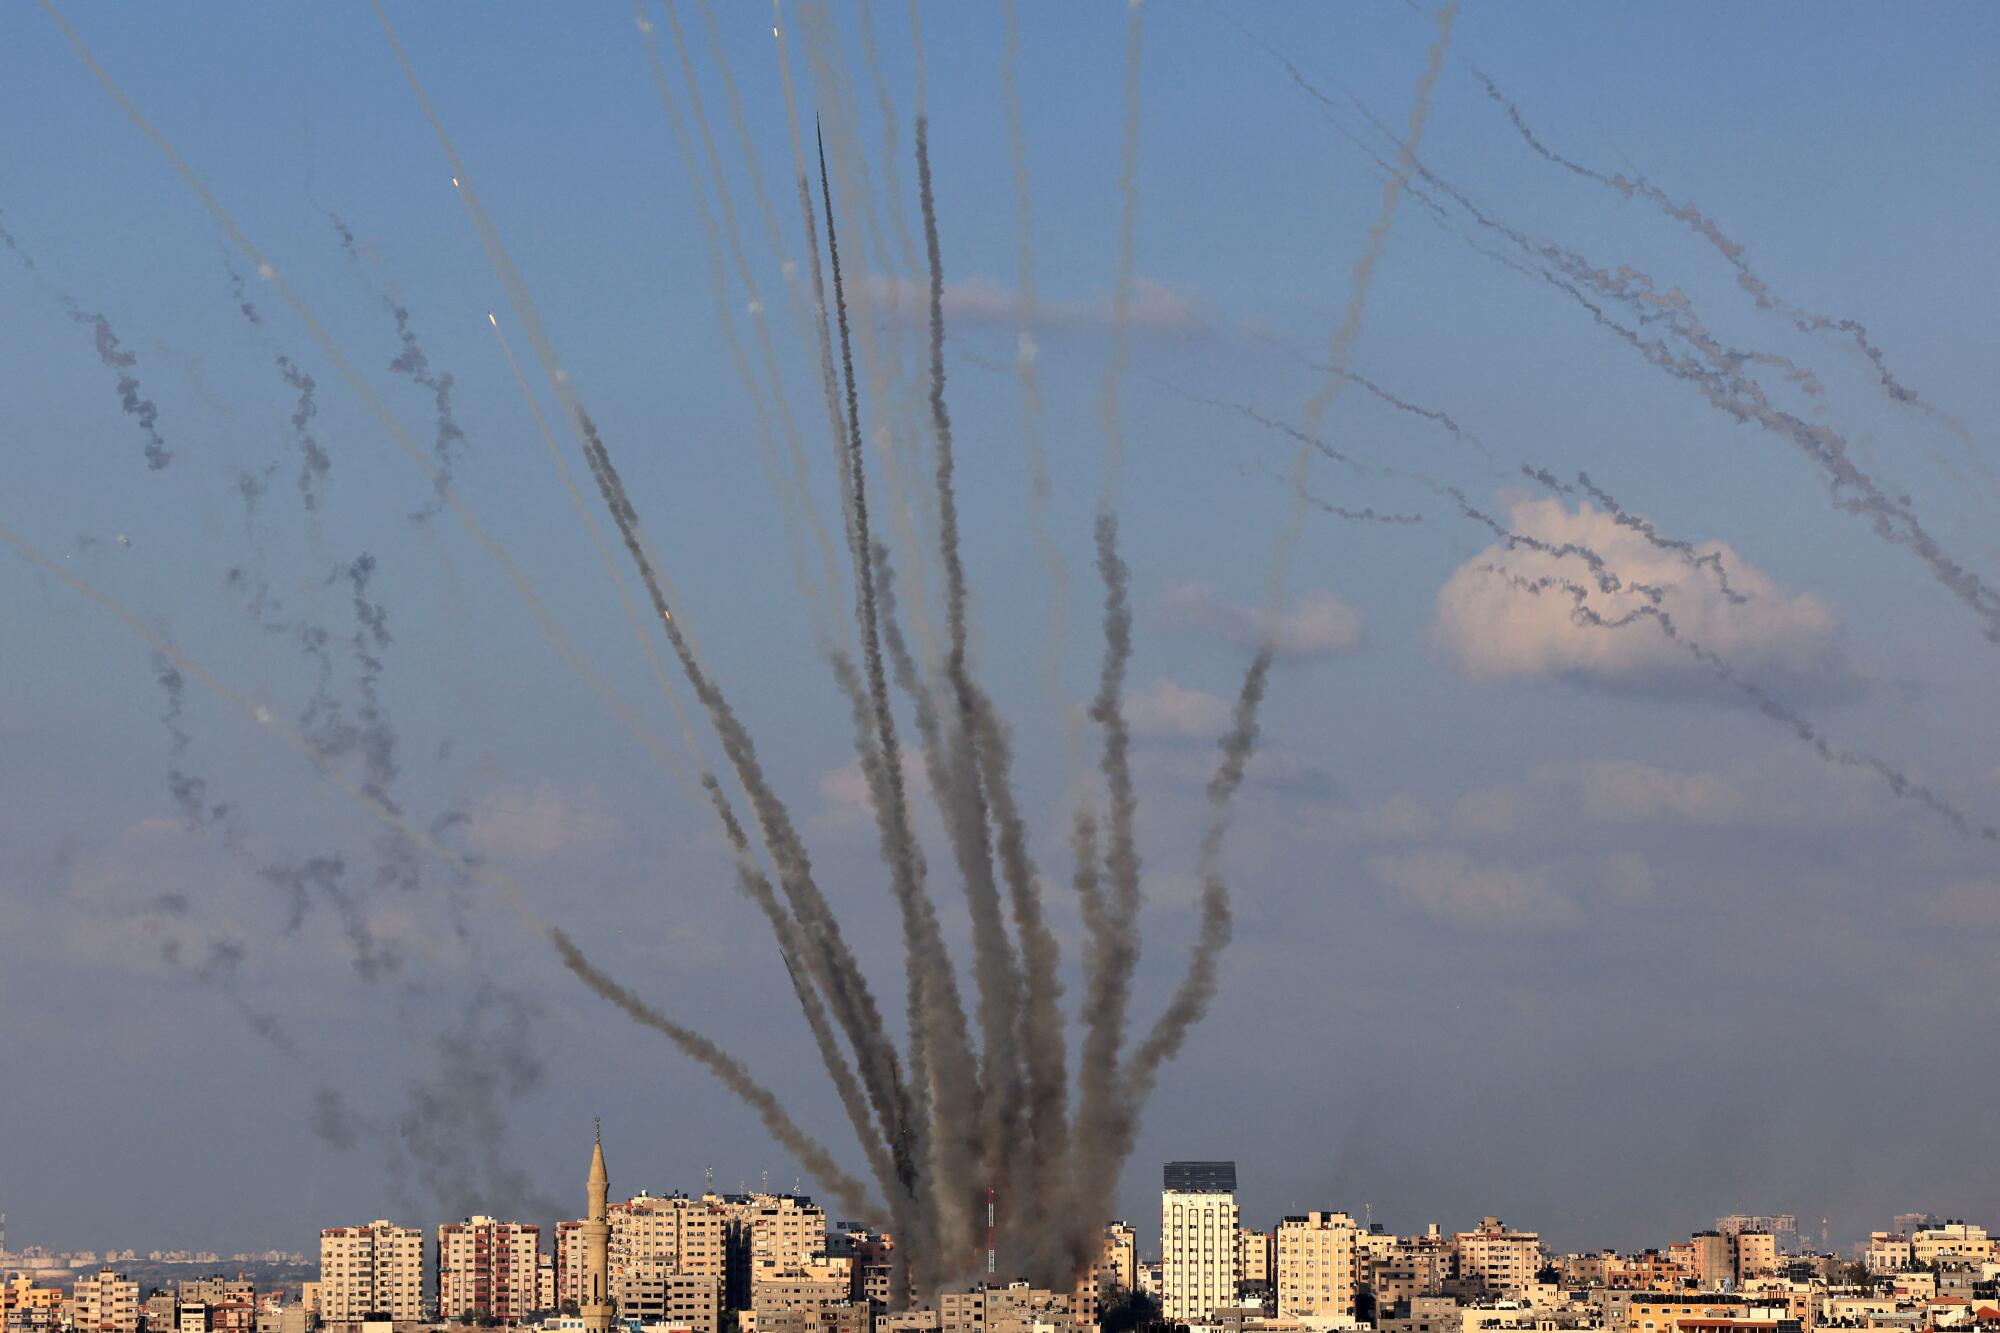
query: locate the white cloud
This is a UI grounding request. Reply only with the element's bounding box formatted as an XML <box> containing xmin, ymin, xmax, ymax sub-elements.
<box><xmin>1452</xmin><ymin>759</ymin><xmax>1747</xmax><ymax>837</ymax></box>
<box><xmin>815</xmin><ymin>751</ymin><xmax>932</xmax><ymax>827</ymax></box>
<box><xmin>1161</xmin><ymin>581</ymin><xmax>1364</xmax><ymax>660</ymax></box>
<box><xmin>1371</xmin><ymin>849</ymin><xmax>1582</xmax><ymax>934</ymax></box>
<box><xmin>466</xmin><ymin>783</ymin><xmax>618</xmax><ymax>860</ymax></box>
<box><xmin>1126</xmin><ymin>677</ymin><xmax>1231</xmax><ymax>740</ymax></box>
<box><xmin>1302</xmin><ymin>795</ymin><xmax>1440</xmax><ymax>845</ymax></box>
<box><xmin>864</xmin><ymin>274</ymin><xmax>1208</xmax><ymax>336</ymax></box>
<box><xmin>1434</xmin><ymin>496</ymin><xmax>1854</xmax><ymax>698</ymax></box>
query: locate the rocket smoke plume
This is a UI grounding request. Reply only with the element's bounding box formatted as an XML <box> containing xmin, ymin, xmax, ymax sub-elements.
<box><xmin>223</xmin><ymin>258</ymin><xmax>332</xmax><ymax>511</ymax></box>
<box><xmin>382</xmin><ymin>302</ymin><xmax>470</xmax><ymax>521</ymax></box>
<box><xmin>65</xmin><ymin>300</ymin><xmax>171</xmax><ymax>471</ymax></box>
<box><xmin>1471</xmin><ymin>62</ymin><xmax>1974</xmax><ymax>444</ymax></box>
<box><xmin>918</xmin><ymin>114</ymin><xmax>1069</xmax><ymax>1272</ymax></box>
<box><xmin>0</xmin><ymin>213</ymin><xmax>168</xmax><ymax>471</ymax></box>
<box><xmin>1260</xmin><ymin>38</ymin><xmax>2000</xmax><ymax>647</ymax></box>
<box><xmin>21</xmin><ymin>0</ymin><xmax>1528</xmax><ymax>1302</ymax></box>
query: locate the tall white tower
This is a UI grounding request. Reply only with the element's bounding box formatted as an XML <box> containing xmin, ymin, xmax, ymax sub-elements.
<box><xmin>582</xmin><ymin>1121</ymin><xmax>613</xmax><ymax>1333</ymax></box>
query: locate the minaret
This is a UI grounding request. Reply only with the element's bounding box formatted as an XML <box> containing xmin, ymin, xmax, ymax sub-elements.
<box><xmin>582</xmin><ymin>1120</ymin><xmax>613</xmax><ymax>1333</ymax></box>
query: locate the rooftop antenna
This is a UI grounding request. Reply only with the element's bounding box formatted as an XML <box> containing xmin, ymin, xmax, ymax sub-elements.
<box><xmin>986</xmin><ymin>1187</ymin><xmax>997</xmax><ymax>1282</ymax></box>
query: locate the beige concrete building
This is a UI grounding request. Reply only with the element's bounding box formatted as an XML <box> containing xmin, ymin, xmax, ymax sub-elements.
<box><xmin>1276</xmin><ymin>1213</ymin><xmax>1360</xmax><ymax>1321</ymax></box>
<box><xmin>1690</xmin><ymin>1236</ymin><xmax>1733</xmax><ymax>1291</ymax></box>
<box><xmin>436</xmin><ymin>1218</ymin><xmax>542</xmax><ymax>1322</ymax></box>
<box><xmin>319</xmin><ymin>1222</ymin><xmax>424</xmax><ymax>1324</ymax></box>
<box><xmin>1911</xmin><ymin>1226</ymin><xmax>1994</xmax><ymax>1267</ymax></box>
<box><xmin>1731</xmin><ymin>1235</ymin><xmax>1776</xmax><ymax>1286</ymax></box>
<box><xmin>617</xmin><ymin>1273</ymin><xmax>719</xmax><ymax>1333</ymax></box>
<box><xmin>1452</xmin><ymin>1220</ymin><xmax>1541</xmax><ymax>1299</ymax></box>
<box><xmin>1163</xmin><ymin>1163</ymin><xmax>1240</xmax><ymax>1324</ymax></box>
<box><xmin>1865</xmin><ymin>1234</ymin><xmax>1913</xmax><ymax>1275</ymax></box>
<box><xmin>611</xmin><ymin>1196</ymin><xmax>730</xmax><ymax>1285</ymax></box>
<box><xmin>1101</xmin><ymin>1223</ymin><xmax>1137</xmax><ymax>1296</ymax></box>
<box><xmin>939</xmin><ymin>1284</ymin><xmax>1074</xmax><ymax>1333</ymax></box>
<box><xmin>713</xmin><ymin>1195</ymin><xmax>827</xmax><ymax>1310</ymax></box>
<box><xmin>1240</xmin><ymin>1229</ymin><xmax>1275</xmax><ymax>1289</ymax></box>
<box><xmin>68</xmin><ymin>1272</ymin><xmax>137</xmax><ymax>1333</ymax></box>
<box><xmin>756</xmin><ymin>1304</ymin><xmax>870</xmax><ymax>1333</ymax></box>
<box><xmin>751</xmin><ymin>1272</ymin><xmax>849</xmax><ymax>1322</ymax></box>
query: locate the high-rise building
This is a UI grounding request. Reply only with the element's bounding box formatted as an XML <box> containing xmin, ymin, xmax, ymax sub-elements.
<box><xmin>1161</xmin><ymin>1162</ymin><xmax>1238</xmax><ymax>1325</ymax></box>
<box><xmin>1099</xmin><ymin>1223</ymin><xmax>1137</xmax><ymax>1296</ymax></box>
<box><xmin>1731</xmin><ymin>1233</ymin><xmax>1776</xmax><ymax>1285</ymax></box>
<box><xmin>710</xmin><ymin>1193</ymin><xmax>826</xmax><ymax>1310</ymax></box>
<box><xmin>1690</xmin><ymin>1233</ymin><xmax>1733</xmax><ymax>1290</ymax></box>
<box><xmin>1238</xmin><ymin>1227</ymin><xmax>1274</xmax><ymax>1294</ymax></box>
<box><xmin>1451</xmin><ymin>1218</ymin><xmax>1541</xmax><ymax>1298</ymax></box>
<box><xmin>436</xmin><ymin>1218</ymin><xmax>543</xmax><ymax>1323</ymax></box>
<box><xmin>319</xmin><ymin>1221</ymin><xmax>424</xmax><ymax>1324</ymax></box>
<box><xmin>69</xmin><ymin>1271</ymin><xmax>139</xmax><ymax>1333</ymax></box>
<box><xmin>1275</xmin><ymin>1212</ymin><xmax>1358</xmax><ymax>1320</ymax></box>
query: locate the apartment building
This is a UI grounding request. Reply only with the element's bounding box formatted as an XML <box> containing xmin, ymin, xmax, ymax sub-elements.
<box><xmin>1275</xmin><ymin>1212</ymin><xmax>1360</xmax><ymax>1321</ymax></box>
<box><xmin>320</xmin><ymin>1221</ymin><xmax>425</xmax><ymax>1323</ymax></box>
<box><xmin>68</xmin><ymin>1272</ymin><xmax>138</xmax><ymax>1333</ymax></box>
<box><xmin>436</xmin><ymin>1217</ymin><xmax>542</xmax><ymax>1322</ymax></box>
<box><xmin>1453</xmin><ymin>1219</ymin><xmax>1542</xmax><ymax>1299</ymax></box>
<box><xmin>1162</xmin><ymin>1162</ymin><xmax>1240</xmax><ymax>1325</ymax></box>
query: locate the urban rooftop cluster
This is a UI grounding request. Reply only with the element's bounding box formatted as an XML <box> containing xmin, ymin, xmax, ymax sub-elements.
<box><xmin>7</xmin><ymin>1151</ymin><xmax>1996</xmax><ymax>1333</ymax></box>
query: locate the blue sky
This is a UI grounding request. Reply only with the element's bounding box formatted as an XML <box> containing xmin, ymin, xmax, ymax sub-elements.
<box><xmin>2</xmin><ymin>1</ymin><xmax>1998</xmax><ymax>1260</ymax></box>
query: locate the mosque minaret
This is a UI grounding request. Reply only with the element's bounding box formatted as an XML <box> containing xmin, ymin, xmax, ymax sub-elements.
<box><xmin>581</xmin><ymin>1120</ymin><xmax>613</xmax><ymax>1333</ymax></box>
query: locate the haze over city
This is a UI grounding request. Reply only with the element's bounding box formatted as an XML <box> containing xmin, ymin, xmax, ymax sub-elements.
<box><xmin>2</xmin><ymin>0</ymin><xmax>1996</xmax><ymax>1293</ymax></box>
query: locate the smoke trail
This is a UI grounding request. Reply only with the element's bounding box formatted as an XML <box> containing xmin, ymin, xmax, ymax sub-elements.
<box><xmin>41</xmin><ymin>0</ymin><xmax>692</xmax><ymax>794</ymax></box>
<box><xmin>1198</xmin><ymin>380</ymin><xmax>2000</xmax><ymax>850</ymax></box>
<box><xmin>1247</xmin><ymin>330</ymin><xmax>1497</xmax><ymax>461</ymax></box>
<box><xmin>999</xmin><ymin>0</ymin><xmax>1075</xmax><ymax>761</ymax></box>
<box><xmin>1067</xmin><ymin>511</ymin><xmax>1144</xmax><ymax>1253</ymax></box>
<box><xmin>316</xmin><ymin>206</ymin><xmax>472</xmax><ymax>518</ymax></box>
<box><xmin>1470</xmin><ymin>63</ymin><xmax>1973</xmax><ymax>442</ymax></box>
<box><xmin>791</xmin><ymin>1</ymin><xmax>946</xmax><ymax>685</ymax></box>
<box><xmin>155</xmin><ymin>655</ymin><xmax>232</xmax><ymax>831</ymax></box>
<box><xmin>224</xmin><ymin>255</ymin><xmax>332</xmax><ymax>513</ymax></box>
<box><xmin>547</xmin><ymin>926</ymin><xmax>884</xmax><ymax>1223</ymax></box>
<box><xmin>812</xmin><ymin>123</ymin><xmax>953</xmax><ymax>1199</ymax></box>
<box><xmin>63</xmin><ymin>301</ymin><xmax>171</xmax><ymax>471</ymax></box>
<box><xmin>396</xmin><ymin>986</ymin><xmax>564</xmax><ymax>1223</ymax></box>
<box><xmin>871</xmin><ymin>538</ymin><xmax>985</xmax><ymax>1283</ymax></box>
<box><xmin>1096</xmin><ymin>0</ymin><xmax>1146</xmax><ymax>501</ymax></box>
<box><xmin>0</xmin><ymin>212</ymin><xmax>169</xmax><ymax>471</ymax></box>
<box><xmin>380</xmin><ymin>301</ymin><xmax>470</xmax><ymax>521</ymax></box>
<box><xmin>278</xmin><ymin>354</ymin><xmax>332</xmax><ymax>513</ymax></box>
<box><xmin>1555</xmin><ymin>468</ymin><xmax>1747</xmax><ymax>604</ymax></box>
<box><xmin>1487</xmin><ymin>567</ymin><xmax>2000</xmax><ymax>844</ymax></box>
<box><xmin>1260</xmin><ymin>38</ymin><xmax>2000</xmax><ymax>647</ymax></box>
<box><xmin>5</xmin><ymin>515</ymin><xmax>872</xmax><ymax>1223</ymax></box>
<box><xmin>636</xmin><ymin>1</ymin><xmax>841</xmax><ymax>625</ymax></box>
<box><xmin>0</xmin><ymin>208</ymin><xmax>37</xmax><ymax>272</ymax></box>
<box><xmin>368</xmin><ymin>6</ymin><xmax>917</xmax><ymax>1228</ymax></box>
<box><xmin>1121</xmin><ymin>649</ymin><xmax>1266</xmax><ymax>1102</ymax></box>
<box><xmin>1066</xmin><ymin>2</ymin><xmax>1154</xmax><ymax>1254</ymax></box>
<box><xmin>915</xmin><ymin>113</ymin><xmax>1070</xmax><ymax>1277</ymax></box>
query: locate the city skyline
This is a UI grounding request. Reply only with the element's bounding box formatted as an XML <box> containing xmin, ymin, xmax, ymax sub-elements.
<box><xmin>3</xmin><ymin>0</ymin><xmax>1999</xmax><ymax>1271</ymax></box>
